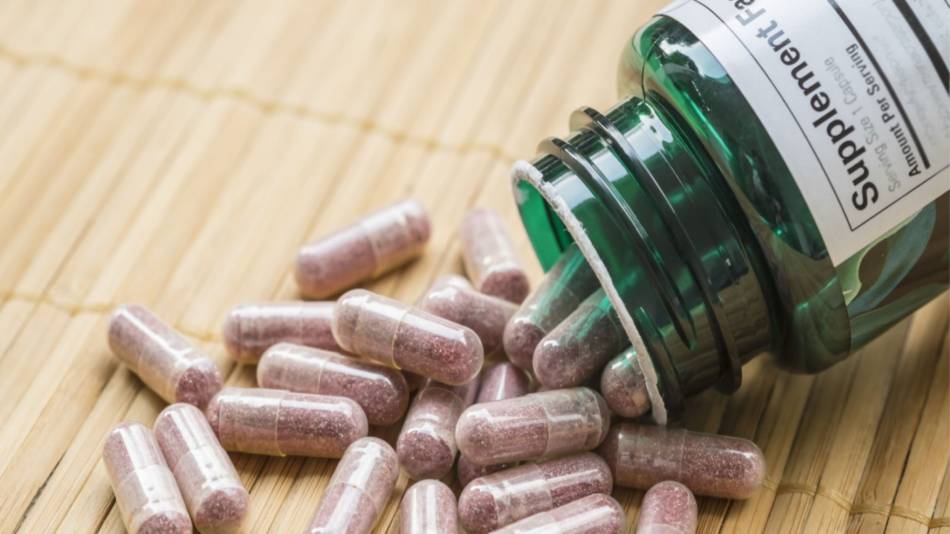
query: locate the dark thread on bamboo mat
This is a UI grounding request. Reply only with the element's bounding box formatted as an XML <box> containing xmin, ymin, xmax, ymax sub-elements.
<box><xmin>0</xmin><ymin>44</ymin><xmax>520</xmax><ymax>164</ymax></box>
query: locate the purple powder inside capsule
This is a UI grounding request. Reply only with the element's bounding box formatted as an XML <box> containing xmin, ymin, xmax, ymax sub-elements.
<box><xmin>637</xmin><ymin>480</ymin><xmax>698</xmax><ymax>534</ymax></box>
<box><xmin>600</xmin><ymin>348</ymin><xmax>652</xmax><ymax>418</ymax></box>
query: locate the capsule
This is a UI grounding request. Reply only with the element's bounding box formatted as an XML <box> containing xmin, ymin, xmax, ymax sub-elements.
<box><xmin>205</xmin><ymin>387</ymin><xmax>367</xmax><ymax>458</ymax></box>
<box><xmin>307</xmin><ymin>437</ymin><xmax>399</xmax><ymax>534</ymax></box>
<box><xmin>417</xmin><ymin>274</ymin><xmax>518</xmax><ymax>354</ymax></box>
<box><xmin>222</xmin><ymin>301</ymin><xmax>340</xmax><ymax>363</ymax></box>
<box><xmin>598</xmin><ymin>422</ymin><xmax>766</xmax><ymax>499</ymax></box>
<box><xmin>332</xmin><ymin>289</ymin><xmax>484</xmax><ymax>386</ymax></box>
<box><xmin>491</xmin><ymin>493</ymin><xmax>624</xmax><ymax>534</ymax></box>
<box><xmin>503</xmin><ymin>245</ymin><xmax>599</xmax><ymax>369</ymax></box>
<box><xmin>397</xmin><ymin>377</ymin><xmax>480</xmax><ymax>479</ymax></box>
<box><xmin>458</xmin><ymin>453</ymin><xmax>613</xmax><ymax>533</ymax></box>
<box><xmin>475</xmin><ymin>361</ymin><xmax>532</xmax><ymax>403</ymax></box>
<box><xmin>108</xmin><ymin>304</ymin><xmax>223</xmax><ymax>409</ymax></box>
<box><xmin>456</xmin><ymin>387</ymin><xmax>611</xmax><ymax>466</ymax></box>
<box><xmin>154</xmin><ymin>403</ymin><xmax>249</xmax><ymax>534</ymax></box>
<box><xmin>257</xmin><ymin>342</ymin><xmax>409</xmax><ymax>425</ymax></box>
<box><xmin>459</xmin><ymin>208</ymin><xmax>530</xmax><ymax>303</ymax></box>
<box><xmin>600</xmin><ymin>347</ymin><xmax>652</xmax><ymax>418</ymax></box>
<box><xmin>295</xmin><ymin>199</ymin><xmax>430</xmax><ymax>299</ymax></box>
<box><xmin>532</xmin><ymin>289</ymin><xmax>627</xmax><ymax>390</ymax></box>
<box><xmin>399</xmin><ymin>479</ymin><xmax>459</xmax><ymax>534</ymax></box>
<box><xmin>636</xmin><ymin>481</ymin><xmax>697</xmax><ymax>534</ymax></box>
<box><xmin>102</xmin><ymin>422</ymin><xmax>191</xmax><ymax>534</ymax></box>
<box><xmin>456</xmin><ymin>362</ymin><xmax>532</xmax><ymax>486</ymax></box>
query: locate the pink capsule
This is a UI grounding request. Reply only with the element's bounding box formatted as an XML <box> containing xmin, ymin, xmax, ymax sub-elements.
<box><xmin>532</xmin><ymin>289</ymin><xmax>628</xmax><ymax>390</ymax></box>
<box><xmin>503</xmin><ymin>244</ymin><xmax>598</xmax><ymax>369</ymax></box>
<box><xmin>222</xmin><ymin>301</ymin><xmax>340</xmax><ymax>363</ymax></box>
<box><xmin>417</xmin><ymin>274</ymin><xmax>518</xmax><ymax>354</ymax></box>
<box><xmin>456</xmin><ymin>387</ymin><xmax>611</xmax><ymax>466</ymax></box>
<box><xmin>459</xmin><ymin>208</ymin><xmax>530</xmax><ymax>303</ymax></box>
<box><xmin>295</xmin><ymin>199</ymin><xmax>431</xmax><ymax>299</ymax></box>
<box><xmin>102</xmin><ymin>422</ymin><xmax>191</xmax><ymax>534</ymax></box>
<box><xmin>491</xmin><ymin>493</ymin><xmax>624</xmax><ymax>534</ymax></box>
<box><xmin>458</xmin><ymin>453</ymin><xmax>613</xmax><ymax>533</ymax></box>
<box><xmin>307</xmin><ymin>437</ymin><xmax>399</xmax><ymax>534</ymax></box>
<box><xmin>457</xmin><ymin>362</ymin><xmax>532</xmax><ymax>486</ymax></box>
<box><xmin>205</xmin><ymin>387</ymin><xmax>367</xmax><ymax>458</ymax></box>
<box><xmin>397</xmin><ymin>377</ymin><xmax>480</xmax><ymax>479</ymax></box>
<box><xmin>108</xmin><ymin>304</ymin><xmax>223</xmax><ymax>409</ymax></box>
<box><xmin>636</xmin><ymin>481</ymin><xmax>697</xmax><ymax>534</ymax></box>
<box><xmin>257</xmin><ymin>342</ymin><xmax>409</xmax><ymax>425</ymax></box>
<box><xmin>475</xmin><ymin>361</ymin><xmax>532</xmax><ymax>403</ymax></box>
<box><xmin>600</xmin><ymin>348</ymin><xmax>652</xmax><ymax>418</ymax></box>
<box><xmin>598</xmin><ymin>422</ymin><xmax>766</xmax><ymax>499</ymax></box>
<box><xmin>154</xmin><ymin>403</ymin><xmax>249</xmax><ymax>534</ymax></box>
<box><xmin>332</xmin><ymin>289</ymin><xmax>484</xmax><ymax>386</ymax></box>
<box><xmin>399</xmin><ymin>479</ymin><xmax>459</xmax><ymax>534</ymax></box>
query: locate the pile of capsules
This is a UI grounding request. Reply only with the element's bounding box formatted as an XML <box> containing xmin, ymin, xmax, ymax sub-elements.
<box><xmin>103</xmin><ymin>199</ymin><xmax>766</xmax><ymax>534</ymax></box>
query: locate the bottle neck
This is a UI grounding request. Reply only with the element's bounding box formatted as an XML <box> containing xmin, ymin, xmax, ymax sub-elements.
<box><xmin>512</xmin><ymin>96</ymin><xmax>775</xmax><ymax>421</ymax></box>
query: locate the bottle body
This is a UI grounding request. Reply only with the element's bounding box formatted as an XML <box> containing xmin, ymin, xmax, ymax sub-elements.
<box><xmin>512</xmin><ymin>0</ymin><xmax>948</xmax><ymax>421</ymax></box>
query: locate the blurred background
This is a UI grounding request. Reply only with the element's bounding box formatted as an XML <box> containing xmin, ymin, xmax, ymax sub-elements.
<box><xmin>0</xmin><ymin>1</ymin><xmax>946</xmax><ymax>533</ymax></box>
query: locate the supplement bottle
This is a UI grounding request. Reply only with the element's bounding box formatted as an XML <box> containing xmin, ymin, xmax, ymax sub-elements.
<box><xmin>512</xmin><ymin>0</ymin><xmax>949</xmax><ymax>423</ymax></box>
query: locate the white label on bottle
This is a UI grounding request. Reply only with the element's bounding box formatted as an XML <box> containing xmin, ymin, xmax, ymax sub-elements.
<box><xmin>661</xmin><ymin>0</ymin><xmax>949</xmax><ymax>265</ymax></box>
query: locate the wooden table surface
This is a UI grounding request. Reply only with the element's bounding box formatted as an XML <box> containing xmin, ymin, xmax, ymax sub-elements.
<box><xmin>0</xmin><ymin>1</ymin><xmax>947</xmax><ymax>532</ymax></box>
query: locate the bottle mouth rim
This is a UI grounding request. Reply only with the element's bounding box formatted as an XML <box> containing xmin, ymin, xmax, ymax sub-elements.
<box><xmin>510</xmin><ymin>158</ymin><xmax>671</xmax><ymax>425</ymax></box>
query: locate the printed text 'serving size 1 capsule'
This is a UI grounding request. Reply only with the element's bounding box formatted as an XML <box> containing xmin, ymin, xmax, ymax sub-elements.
<box><xmin>332</xmin><ymin>289</ymin><xmax>484</xmax><ymax>385</ymax></box>
<box><xmin>417</xmin><ymin>274</ymin><xmax>518</xmax><ymax>354</ymax></box>
<box><xmin>206</xmin><ymin>387</ymin><xmax>367</xmax><ymax>458</ymax></box>
<box><xmin>108</xmin><ymin>304</ymin><xmax>223</xmax><ymax>410</ymax></box>
<box><xmin>257</xmin><ymin>342</ymin><xmax>409</xmax><ymax>425</ymax></box>
<box><xmin>636</xmin><ymin>481</ymin><xmax>698</xmax><ymax>534</ymax></box>
<box><xmin>154</xmin><ymin>403</ymin><xmax>249</xmax><ymax>534</ymax></box>
<box><xmin>397</xmin><ymin>377</ymin><xmax>480</xmax><ymax>479</ymax></box>
<box><xmin>491</xmin><ymin>493</ymin><xmax>624</xmax><ymax>534</ymax></box>
<box><xmin>599</xmin><ymin>422</ymin><xmax>765</xmax><ymax>499</ymax></box>
<box><xmin>532</xmin><ymin>289</ymin><xmax>628</xmax><ymax>390</ymax></box>
<box><xmin>222</xmin><ymin>301</ymin><xmax>340</xmax><ymax>363</ymax></box>
<box><xmin>457</xmin><ymin>362</ymin><xmax>532</xmax><ymax>486</ymax></box>
<box><xmin>458</xmin><ymin>452</ymin><xmax>613</xmax><ymax>533</ymax></box>
<box><xmin>307</xmin><ymin>437</ymin><xmax>399</xmax><ymax>534</ymax></box>
<box><xmin>456</xmin><ymin>387</ymin><xmax>611</xmax><ymax>466</ymax></box>
<box><xmin>459</xmin><ymin>207</ymin><xmax>530</xmax><ymax>303</ymax></box>
<box><xmin>296</xmin><ymin>199</ymin><xmax>430</xmax><ymax>299</ymax></box>
<box><xmin>399</xmin><ymin>479</ymin><xmax>458</xmax><ymax>534</ymax></box>
<box><xmin>102</xmin><ymin>422</ymin><xmax>191</xmax><ymax>534</ymax></box>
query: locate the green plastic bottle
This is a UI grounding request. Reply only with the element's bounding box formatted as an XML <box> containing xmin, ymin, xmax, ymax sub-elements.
<box><xmin>512</xmin><ymin>0</ymin><xmax>948</xmax><ymax>422</ymax></box>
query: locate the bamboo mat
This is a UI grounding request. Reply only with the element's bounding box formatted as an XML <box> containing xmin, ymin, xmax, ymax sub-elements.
<box><xmin>0</xmin><ymin>1</ymin><xmax>947</xmax><ymax>532</ymax></box>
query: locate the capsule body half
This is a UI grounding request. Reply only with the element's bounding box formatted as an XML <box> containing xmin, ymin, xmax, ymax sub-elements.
<box><xmin>102</xmin><ymin>422</ymin><xmax>191</xmax><ymax>534</ymax></box>
<box><xmin>456</xmin><ymin>387</ymin><xmax>611</xmax><ymax>465</ymax></box>
<box><xmin>599</xmin><ymin>422</ymin><xmax>765</xmax><ymax>499</ymax></box>
<box><xmin>399</xmin><ymin>479</ymin><xmax>458</xmax><ymax>534</ymax></box>
<box><xmin>636</xmin><ymin>480</ymin><xmax>697</xmax><ymax>534</ymax></box>
<box><xmin>397</xmin><ymin>377</ymin><xmax>480</xmax><ymax>479</ymax></box>
<box><xmin>459</xmin><ymin>208</ymin><xmax>530</xmax><ymax>303</ymax></box>
<box><xmin>154</xmin><ymin>403</ymin><xmax>248</xmax><ymax>534</ymax></box>
<box><xmin>492</xmin><ymin>493</ymin><xmax>624</xmax><ymax>534</ymax></box>
<box><xmin>307</xmin><ymin>437</ymin><xmax>399</xmax><ymax>534</ymax></box>
<box><xmin>332</xmin><ymin>289</ymin><xmax>483</xmax><ymax>385</ymax></box>
<box><xmin>206</xmin><ymin>387</ymin><xmax>368</xmax><ymax>458</ymax></box>
<box><xmin>417</xmin><ymin>274</ymin><xmax>517</xmax><ymax>354</ymax></box>
<box><xmin>458</xmin><ymin>453</ymin><xmax>613</xmax><ymax>533</ymax></box>
<box><xmin>108</xmin><ymin>304</ymin><xmax>222</xmax><ymax>409</ymax></box>
<box><xmin>296</xmin><ymin>199</ymin><xmax>430</xmax><ymax>298</ymax></box>
<box><xmin>257</xmin><ymin>343</ymin><xmax>409</xmax><ymax>425</ymax></box>
<box><xmin>222</xmin><ymin>301</ymin><xmax>339</xmax><ymax>363</ymax></box>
